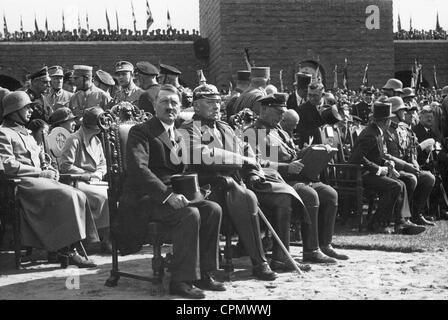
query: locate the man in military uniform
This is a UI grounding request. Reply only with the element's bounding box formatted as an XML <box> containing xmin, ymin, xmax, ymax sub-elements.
<box><xmin>384</xmin><ymin>97</ymin><xmax>435</xmax><ymax>226</ymax></box>
<box><xmin>43</xmin><ymin>66</ymin><xmax>73</xmax><ymax>111</ymax></box>
<box><xmin>352</xmin><ymin>87</ymin><xmax>373</xmax><ymax>125</ymax></box>
<box><xmin>245</xmin><ymin>93</ymin><xmax>347</xmax><ymax>263</ymax></box>
<box><xmin>26</xmin><ymin>67</ymin><xmax>52</xmax><ymax>123</ymax></box>
<box><xmin>225</xmin><ymin>70</ymin><xmax>251</xmax><ymax>119</ymax></box>
<box><xmin>112</xmin><ymin>61</ymin><xmax>144</xmax><ymax>105</ymax></box>
<box><xmin>135</xmin><ymin>61</ymin><xmax>161</xmax><ymax>114</ymax></box>
<box><xmin>381</xmin><ymin>78</ymin><xmax>404</xmax><ymax>98</ymax></box>
<box><xmin>69</xmin><ymin>65</ymin><xmax>111</xmax><ymax>117</ymax></box>
<box><xmin>93</xmin><ymin>70</ymin><xmax>115</xmax><ymax>99</ymax></box>
<box><xmin>287</xmin><ymin>72</ymin><xmax>312</xmax><ymax>111</ymax></box>
<box><xmin>231</xmin><ymin>67</ymin><xmax>270</xmax><ymax>116</ymax></box>
<box><xmin>181</xmin><ymin>83</ymin><xmax>309</xmax><ymax>277</ymax></box>
<box><xmin>63</xmin><ymin>70</ymin><xmax>77</xmax><ymax>93</ymax></box>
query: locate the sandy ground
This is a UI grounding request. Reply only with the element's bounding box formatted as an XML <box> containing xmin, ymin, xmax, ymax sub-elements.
<box><xmin>1</xmin><ymin>244</ymin><xmax>447</xmax><ymax>300</ymax></box>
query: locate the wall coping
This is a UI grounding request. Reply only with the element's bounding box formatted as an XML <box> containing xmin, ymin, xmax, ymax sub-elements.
<box><xmin>394</xmin><ymin>40</ymin><xmax>448</xmax><ymax>44</ymax></box>
<box><xmin>0</xmin><ymin>41</ymin><xmax>194</xmax><ymax>45</ymax></box>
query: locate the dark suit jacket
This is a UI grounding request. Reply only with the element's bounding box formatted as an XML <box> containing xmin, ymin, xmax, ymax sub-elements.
<box><xmin>294</xmin><ymin>101</ymin><xmax>325</xmax><ymax>148</ymax></box>
<box><xmin>115</xmin><ymin>116</ymin><xmax>184</xmax><ymax>254</ymax></box>
<box><xmin>349</xmin><ymin>123</ymin><xmax>387</xmax><ymax>174</ymax></box>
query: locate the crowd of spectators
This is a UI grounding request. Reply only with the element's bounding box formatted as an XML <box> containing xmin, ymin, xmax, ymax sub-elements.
<box><xmin>0</xmin><ymin>28</ymin><xmax>201</xmax><ymax>42</ymax></box>
<box><xmin>394</xmin><ymin>29</ymin><xmax>448</xmax><ymax>40</ymax></box>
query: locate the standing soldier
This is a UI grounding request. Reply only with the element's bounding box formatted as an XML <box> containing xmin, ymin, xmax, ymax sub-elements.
<box><xmin>112</xmin><ymin>61</ymin><xmax>144</xmax><ymax>105</ymax></box>
<box><xmin>26</xmin><ymin>67</ymin><xmax>52</xmax><ymax>123</ymax></box>
<box><xmin>63</xmin><ymin>70</ymin><xmax>77</xmax><ymax>93</ymax></box>
<box><xmin>225</xmin><ymin>70</ymin><xmax>251</xmax><ymax>119</ymax></box>
<box><xmin>69</xmin><ymin>65</ymin><xmax>111</xmax><ymax>117</ymax></box>
<box><xmin>159</xmin><ymin>63</ymin><xmax>191</xmax><ymax>109</ymax></box>
<box><xmin>135</xmin><ymin>61</ymin><xmax>161</xmax><ymax>114</ymax></box>
<box><xmin>43</xmin><ymin>66</ymin><xmax>73</xmax><ymax>111</ymax></box>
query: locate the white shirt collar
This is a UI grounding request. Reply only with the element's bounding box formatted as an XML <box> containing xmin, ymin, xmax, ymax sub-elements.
<box><xmin>159</xmin><ymin>119</ymin><xmax>175</xmax><ymax>135</ymax></box>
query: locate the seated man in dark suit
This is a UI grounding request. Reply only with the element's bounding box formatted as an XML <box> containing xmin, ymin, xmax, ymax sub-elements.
<box><xmin>349</xmin><ymin>101</ymin><xmax>426</xmax><ymax>235</ymax></box>
<box><xmin>116</xmin><ymin>84</ymin><xmax>224</xmax><ymax>299</ymax></box>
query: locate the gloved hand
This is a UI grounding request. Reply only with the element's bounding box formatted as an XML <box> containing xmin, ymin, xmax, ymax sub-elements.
<box><xmin>419</xmin><ymin>138</ymin><xmax>435</xmax><ymax>152</ymax></box>
<box><xmin>287</xmin><ymin>160</ymin><xmax>304</xmax><ymax>175</ymax></box>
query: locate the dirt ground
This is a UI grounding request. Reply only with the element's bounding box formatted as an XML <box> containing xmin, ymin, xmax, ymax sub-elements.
<box><xmin>1</xmin><ymin>244</ymin><xmax>447</xmax><ymax>300</ymax></box>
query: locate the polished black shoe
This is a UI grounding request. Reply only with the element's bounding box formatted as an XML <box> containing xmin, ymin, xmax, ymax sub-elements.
<box><xmin>394</xmin><ymin>220</ymin><xmax>426</xmax><ymax>235</ymax></box>
<box><xmin>253</xmin><ymin>262</ymin><xmax>278</xmax><ymax>281</ymax></box>
<box><xmin>63</xmin><ymin>250</ymin><xmax>97</xmax><ymax>268</ymax></box>
<box><xmin>412</xmin><ymin>215</ymin><xmax>435</xmax><ymax>226</ymax></box>
<box><xmin>169</xmin><ymin>281</ymin><xmax>206</xmax><ymax>299</ymax></box>
<box><xmin>193</xmin><ymin>273</ymin><xmax>226</xmax><ymax>292</ymax></box>
<box><xmin>303</xmin><ymin>250</ymin><xmax>337</xmax><ymax>264</ymax></box>
<box><xmin>270</xmin><ymin>259</ymin><xmax>311</xmax><ymax>272</ymax></box>
<box><xmin>320</xmin><ymin>245</ymin><xmax>349</xmax><ymax>260</ymax></box>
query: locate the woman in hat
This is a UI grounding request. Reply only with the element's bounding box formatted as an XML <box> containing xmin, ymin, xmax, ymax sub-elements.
<box><xmin>59</xmin><ymin>107</ymin><xmax>111</xmax><ymax>253</ymax></box>
<box><xmin>0</xmin><ymin>91</ymin><xmax>98</xmax><ymax>267</ymax></box>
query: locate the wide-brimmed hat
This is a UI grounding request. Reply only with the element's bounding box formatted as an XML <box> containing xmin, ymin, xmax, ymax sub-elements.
<box><xmin>388</xmin><ymin>97</ymin><xmax>408</xmax><ymax>113</ymax></box>
<box><xmin>372</xmin><ymin>101</ymin><xmax>394</xmax><ymax>120</ymax></box>
<box><xmin>171</xmin><ymin>173</ymin><xmax>210</xmax><ymax>204</ymax></box>
<box><xmin>49</xmin><ymin>107</ymin><xmax>78</xmax><ymax>127</ymax></box>
<box><xmin>382</xmin><ymin>78</ymin><xmax>403</xmax><ymax>93</ymax></box>
<box><xmin>2</xmin><ymin>91</ymin><xmax>32</xmax><ymax>117</ymax></box>
<box><xmin>321</xmin><ymin>105</ymin><xmax>343</xmax><ymax>125</ymax></box>
<box><xmin>82</xmin><ymin>107</ymin><xmax>104</xmax><ymax>129</ymax></box>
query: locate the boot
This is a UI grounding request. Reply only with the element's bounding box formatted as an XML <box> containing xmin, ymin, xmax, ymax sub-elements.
<box><xmin>318</xmin><ymin>201</ymin><xmax>348</xmax><ymax>260</ymax></box>
<box><xmin>271</xmin><ymin>206</ymin><xmax>291</xmax><ymax>262</ymax></box>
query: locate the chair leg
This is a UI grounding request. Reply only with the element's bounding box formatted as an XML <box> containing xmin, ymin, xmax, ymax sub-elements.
<box><xmin>222</xmin><ymin>230</ymin><xmax>234</xmax><ymax>274</ymax></box>
<box><xmin>152</xmin><ymin>240</ymin><xmax>164</xmax><ymax>284</ymax></box>
<box><xmin>357</xmin><ymin>193</ymin><xmax>364</xmax><ymax>232</ymax></box>
<box><xmin>105</xmin><ymin>237</ymin><xmax>120</xmax><ymax>287</ymax></box>
<box><xmin>13</xmin><ymin>204</ymin><xmax>22</xmax><ymax>270</ymax></box>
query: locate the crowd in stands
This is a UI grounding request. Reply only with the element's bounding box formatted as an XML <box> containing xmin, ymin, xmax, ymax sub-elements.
<box><xmin>0</xmin><ymin>28</ymin><xmax>201</xmax><ymax>42</ymax></box>
<box><xmin>394</xmin><ymin>29</ymin><xmax>448</xmax><ymax>40</ymax></box>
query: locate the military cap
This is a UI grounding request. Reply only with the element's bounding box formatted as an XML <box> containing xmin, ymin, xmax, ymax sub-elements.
<box><xmin>73</xmin><ymin>65</ymin><xmax>93</xmax><ymax>77</ymax></box>
<box><xmin>192</xmin><ymin>84</ymin><xmax>221</xmax><ymax>101</ymax></box>
<box><xmin>258</xmin><ymin>93</ymin><xmax>289</xmax><ymax>108</ymax></box>
<box><xmin>237</xmin><ymin>70</ymin><xmax>251</xmax><ymax>81</ymax></box>
<box><xmin>250</xmin><ymin>67</ymin><xmax>270</xmax><ymax>80</ymax></box>
<box><xmin>293</xmin><ymin>72</ymin><xmax>312</xmax><ymax>88</ymax></box>
<box><xmin>401</xmin><ymin>87</ymin><xmax>415</xmax><ymax>98</ymax></box>
<box><xmin>2</xmin><ymin>91</ymin><xmax>32</xmax><ymax>117</ymax></box>
<box><xmin>95</xmin><ymin>70</ymin><xmax>115</xmax><ymax>86</ymax></box>
<box><xmin>159</xmin><ymin>63</ymin><xmax>182</xmax><ymax>75</ymax></box>
<box><xmin>135</xmin><ymin>61</ymin><xmax>159</xmax><ymax>76</ymax></box>
<box><xmin>48</xmin><ymin>66</ymin><xmax>64</xmax><ymax>77</ymax></box>
<box><xmin>30</xmin><ymin>67</ymin><xmax>51</xmax><ymax>81</ymax></box>
<box><xmin>442</xmin><ymin>86</ymin><xmax>448</xmax><ymax>97</ymax></box>
<box><xmin>372</xmin><ymin>101</ymin><xmax>394</xmax><ymax>120</ymax></box>
<box><xmin>63</xmin><ymin>70</ymin><xmax>75</xmax><ymax>82</ymax></box>
<box><xmin>83</xmin><ymin>107</ymin><xmax>104</xmax><ymax>129</ymax></box>
<box><xmin>388</xmin><ymin>96</ymin><xmax>408</xmax><ymax>113</ymax></box>
<box><xmin>49</xmin><ymin>107</ymin><xmax>78</xmax><ymax>128</ymax></box>
<box><xmin>382</xmin><ymin>78</ymin><xmax>403</xmax><ymax>93</ymax></box>
<box><xmin>115</xmin><ymin>60</ymin><xmax>134</xmax><ymax>73</ymax></box>
<box><xmin>308</xmin><ymin>82</ymin><xmax>324</xmax><ymax>95</ymax></box>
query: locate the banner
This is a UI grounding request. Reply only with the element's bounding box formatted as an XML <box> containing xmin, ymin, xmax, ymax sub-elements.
<box><xmin>146</xmin><ymin>0</ymin><xmax>154</xmax><ymax>30</ymax></box>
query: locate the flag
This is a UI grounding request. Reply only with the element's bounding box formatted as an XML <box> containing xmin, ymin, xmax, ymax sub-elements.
<box><xmin>86</xmin><ymin>12</ymin><xmax>90</xmax><ymax>32</ymax></box>
<box><xmin>78</xmin><ymin>12</ymin><xmax>81</xmax><ymax>33</ymax></box>
<box><xmin>436</xmin><ymin>12</ymin><xmax>442</xmax><ymax>32</ymax></box>
<box><xmin>244</xmin><ymin>48</ymin><xmax>252</xmax><ymax>71</ymax></box>
<box><xmin>333</xmin><ymin>65</ymin><xmax>338</xmax><ymax>90</ymax></box>
<box><xmin>146</xmin><ymin>0</ymin><xmax>154</xmax><ymax>30</ymax></box>
<box><xmin>3</xmin><ymin>13</ymin><xmax>8</xmax><ymax>35</ymax></box>
<box><xmin>115</xmin><ymin>10</ymin><xmax>119</xmax><ymax>32</ymax></box>
<box><xmin>433</xmin><ymin>65</ymin><xmax>439</xmax><ymax>89</ymax></box>
<box><xmin>362</xmin><ymin>64</ymin><xmax>369</xmax><ymax>87</ymax></box>
<box><xmin>62</xmin><ymin>11</ymin><xmax>65</xmax><ymax>32</ymax></box>
<box><xmin>105</xmin><ymin>10</ymin><xmax>111</xmax><ymax>34</ymax></box>
<box><xmin>409</xmin><ymin>16</ymin><xmax>413</xmax><ymax>32</ymax></box>
<box><xmin>45</xmin><ymin>17</ymin><xmax>48</xmax><ymax>35</ymax></box>
<box><xmin>397</xmin><ymin>14</ymin><xmax>402</xmax><ymax>31</ymax></box>
<box><xmin>167</xmin><ymin>9</ymin><xmax>172</xmax><ymax>30</ymax></box>
<box><xmin>20</xmin><ymin>15</ymin><xmax>23</xmax><ymax>34</ymax></box>
<box><xmin>131</xmin><ymin>1</ymin><xmax>137</xmax><ymax>33</ymax></box>
<box><xmin>342</xmin><ymin>58</ymin><xmax>348</xmax><ymax>90</ymax></box>
<box><xmin>34</xmin><ymin>13</ymin><xmax>39</xmax><ymax>32</ymax></box>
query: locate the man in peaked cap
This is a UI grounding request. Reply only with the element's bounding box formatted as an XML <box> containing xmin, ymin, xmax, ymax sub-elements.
<box><xmin>135</xmin><ymin>61</ymin><xmax>161</xmax><ymax>114</ymax></box>
<box><xmin>26</xmin><ymin>66</ymin><xmax>52</xmax><ymax>123</ymax></box>
<box><xmin>384</xmin><ymin>97</ymin><xmax>435</xmax><ymax>226</ymax></box>
<box><xmin>287</xmin><ymin>72</ymin><xmax>312</xmax><ymax>111</ymax></box>
<box><xmin>63</xmin><ymin>70</ymin><xmax>77</xmax><ymax>93</ymax></box>
<box><xmin>159</xmin><ymin>63</ymin><xmax>192</xmax><ymax>109</ymax></box>
<box><xmin>225</xmin><ymin>70</ymin><xmax>251</xmax><ymax>119</ymax></box>
<box><xmin>69</xmin><ymin>65</ymin><xmax>111</xmax><ymax>117</ymax></box>
<box><xmin>246</xmin><ymin>93</ymin><xmax>346</xmax><ymax>264</ymax></box>
<box><xmin>349</xmin><ymin>101</ymin><xmax>426</xmax><ymax>235</ymax></box>
<box><xmin>93</xmin><ymin>70</ymin><xmax>115</xmax><ymax>98</ymax></box>
<box><xmin>231</xmin><ymin>67</ymin><xmax>270</xmax><ymax>116</ymax></box>
<box><xmin>112</xmin><ymin>61</ymin><xmax>144</xmax><ymax>105</ymax></box>
<box><xmin>43</xmin><ymin>66</ymin><xmax>73</xmax><ymax>112</ymax></box>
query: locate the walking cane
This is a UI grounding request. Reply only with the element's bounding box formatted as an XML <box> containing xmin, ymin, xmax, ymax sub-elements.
<box><xmin>257</xmin><ymin>207</ymin><xmax>303</xmax><ymax>276</ymax></box>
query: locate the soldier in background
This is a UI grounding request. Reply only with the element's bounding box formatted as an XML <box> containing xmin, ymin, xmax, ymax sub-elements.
<box><xmin>225</xmin><ymin>70</ymin><xmax>251</xmax><ymax>119</ymax></box>
<box><xmin>93</xmin><ymin>70</ymin><xmax>115</xmax><ymax>99</ymax></box>
<box><xmin>159</xmin><ymin>63</ymin><xmax>191</xmax><ymax>109</ymax></box>
<box><xmin>26</xmin><ymin>67</ymin><xmax>52</xmax><ymax>124</ymax></box>
<box><xmin>43</xmin><ymin>66</ymin><xmax>73</xmax><ymax>111</ymax></box>
<box><xmin>63</xmin><ymin>70</ymin><xmax>77</xmax><ymax>93</ymax></box>
<box><xmin>135</xmin><ymin>61</ymin><xmax>161</xmax><ymax>114</ymax></box>
<box><xmin>287</xmin><ymin>72</ymin><xmax>312</xmax><ymax>111</ymax></box>
<box><xmin>112</xmin><ymin>61</ymin><xmax>144</xmax><ymax>105</ymax></box>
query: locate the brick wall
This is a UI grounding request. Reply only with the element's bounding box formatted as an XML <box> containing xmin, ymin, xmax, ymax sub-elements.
<box><xmin>201</xmin><ymin>0</ymin><xmax>395</xmax><ymax>91</ymax></box>
<box><xmin>394</xmin><ymin>40</ymin><xmax>448</xmax><ymax>88</ymax></box>
<box><xmin>0</xmin><ymin>41</ymin><xmax>207</xmax><ymax>88</ymax></box>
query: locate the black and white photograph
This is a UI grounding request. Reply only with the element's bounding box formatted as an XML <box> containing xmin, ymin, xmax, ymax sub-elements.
<box><xmin>0</xmin><ymin>0</ymin><xmax>447</xmax><ymax>304</ymax></box>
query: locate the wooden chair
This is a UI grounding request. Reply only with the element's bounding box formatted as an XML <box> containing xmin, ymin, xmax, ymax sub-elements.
<box><xmin>101</xmin><ymin>116</ymin><xmax>172</xmax><ymax>287</ymax></box>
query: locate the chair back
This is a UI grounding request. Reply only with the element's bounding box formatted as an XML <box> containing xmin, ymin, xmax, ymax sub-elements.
<box><xmin>46</xmin><ymin>127</ymin><xmax>71</xmax><ymax>169</ymax></box>
<box><xmin>319</xmin><ymin>125</ymin><xmax>347</xmax><ymax>163</ymax></box>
